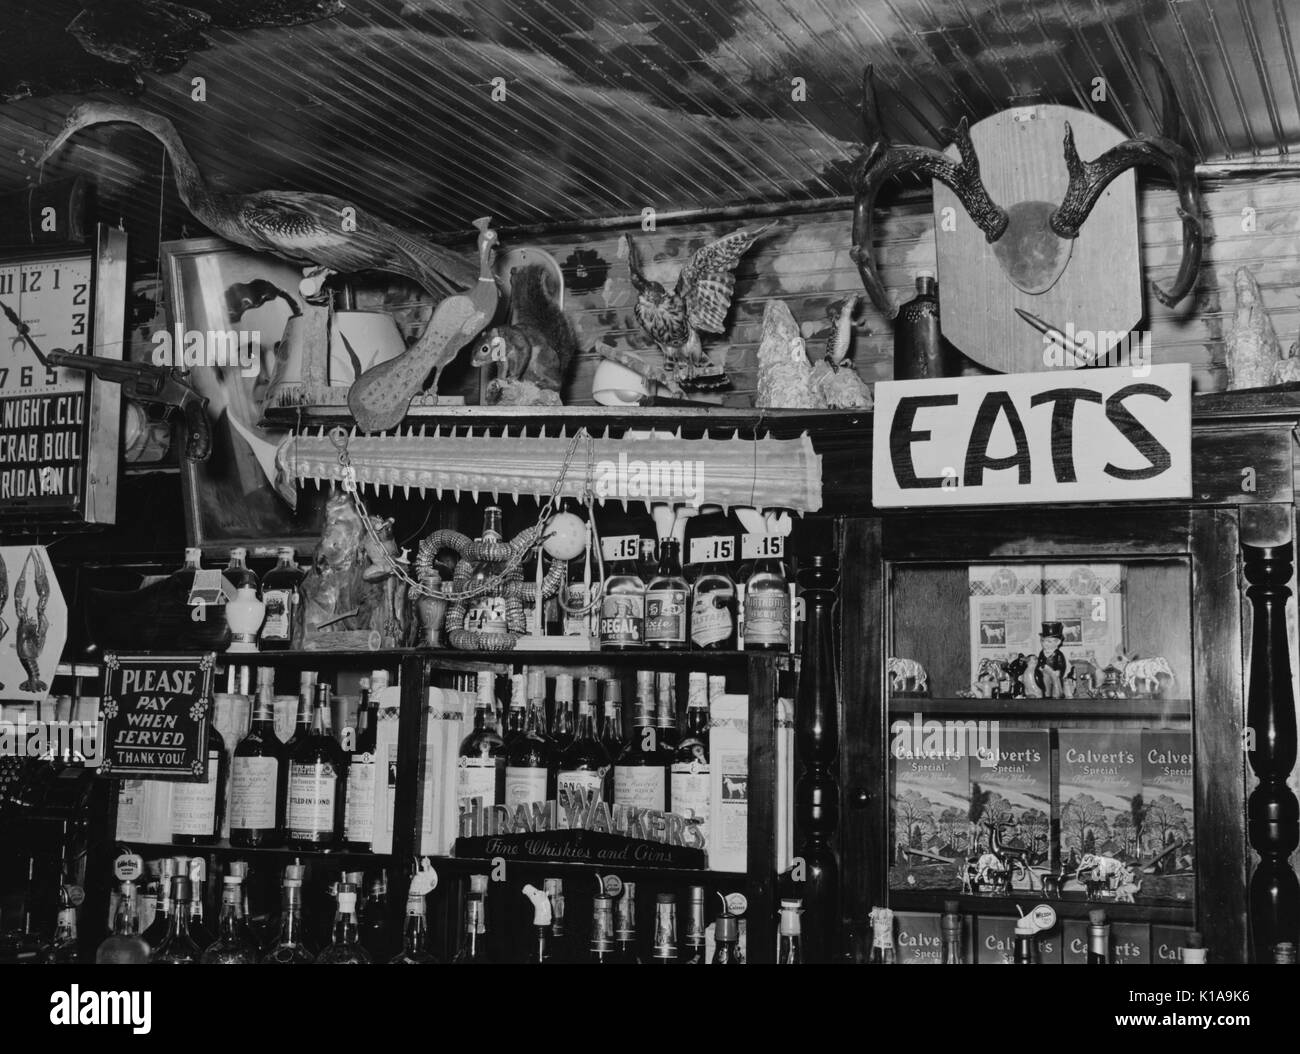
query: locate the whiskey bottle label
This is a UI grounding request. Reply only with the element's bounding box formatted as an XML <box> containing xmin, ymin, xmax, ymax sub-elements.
<box><xmin>260</xmin><ymin>589</ymin><xmax>294</xmax><ymax>640</ymax></box>
<box><xmin>457</xmin><ymin>756</ymin><xmax>499</xmax><ymax>809</ymax></box>
<box><xmin>343</xmin><ymin>756</ymin><xmax>376</xmax><ymax>843</ymax></box>
<box><xmin>744</xmin><ymin>589</ymin><xmax>790</xmax><ymax>646</ymax></box>
<box><xmin>557</xmin><ymin>769</ymin><xmax>605</xmax><ymax>829</ymax></box>
<box><xmin>614</xmin><ymin>765</ymin><xmax>666</xmax><ymax>811</ymax></box>
<box><xmin>690</xmin><ymin>588</ymin><xmax>733</xmax><ymax>646</ymax></box>
<box><xmin>504</xmin><ymin>766</ymin><xmax>548</xmax><ymax>808</ymax></box>
<box><xmin>644</xmin><ymin>589</ymin><xmax>687</xmax><ymax>644</ymax></box>
<box><xmin>286</xmin><ymin>762</ymin><xmax>337</xmax><ymax>839</ymax></box>
<box><xmin>669</xmin><ymin>764</ymin><xmax>711</xmax><ymax>850</ymax></box>
<box><xmin>599</xmin><ymin>593</ymin><xmax>644</xmax><ymax>645</ymax></box>
<box><xmin>229</xmin><ymin>756</ymin><xmax>278</xmax><ymax>829</ymax></box>
<box><xmin>171</xmin><ymin>752</ymin><xmax>220</xmax><ymax>836</ymax></box>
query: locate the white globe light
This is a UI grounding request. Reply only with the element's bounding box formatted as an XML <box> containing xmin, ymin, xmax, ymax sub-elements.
<box><xmin>543</xmin><ymin>512</ymin><xmax>587</xmax><ymax>560</ymax></box>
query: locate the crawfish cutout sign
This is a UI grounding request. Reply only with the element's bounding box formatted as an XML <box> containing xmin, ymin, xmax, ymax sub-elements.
<box><xmin>0</xmin><ymin>545</ymin><xmax>66</xmax><ymax>701</ymax></box>
<box><xmin>871</xmin><ymin>364</ymin><xmax>1191</xmax><ymax>508</ymax></box>
<box><xmin>99</xmin><ymin>653</ymin><xmax>215</xmax><ymax>780</ymax></box>
<box><xmin>851</xmin><ymin>62</ymin><xmax>1202</xmax><ymax>374</ymax></box>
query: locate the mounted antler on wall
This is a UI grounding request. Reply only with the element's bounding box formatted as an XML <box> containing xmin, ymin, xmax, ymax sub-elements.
<box><xmin>851</xmin><ymin>58</ymin><xmax>1205</xmax><ymax>374</ymax></box>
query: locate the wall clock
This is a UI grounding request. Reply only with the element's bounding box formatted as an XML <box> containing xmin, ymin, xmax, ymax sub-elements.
<box><xmin>0</xmin><ymin>224</ymin><xmax>126</xmax><ymax>529</ymax></box>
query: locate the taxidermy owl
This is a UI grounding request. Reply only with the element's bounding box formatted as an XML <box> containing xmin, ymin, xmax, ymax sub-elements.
<box><xmin>624</xmin><ymin>223</ymin><xmax>773</xmax><ymax>390</ymax></box>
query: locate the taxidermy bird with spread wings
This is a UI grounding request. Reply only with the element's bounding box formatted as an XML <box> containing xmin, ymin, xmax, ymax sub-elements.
<box><xmin>38</xmin><ymin>103</ymin><xmax>486</xmax><ymax>430</ymax></box>
<box><xmin>624</xmin><ymin>223</ymin><xmax>773</xmax><ymax>390</ymax></box>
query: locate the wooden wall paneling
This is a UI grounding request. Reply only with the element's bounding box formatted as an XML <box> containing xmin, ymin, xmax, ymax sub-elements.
<box><xmin>889</xmin><ymin>565</ymin><xmax>969</xmax><ymax>699</ymax></box>
<box><xmin>1124</xmin><ymin>562</ymin><xmax>1194</xmax><ymax>690</ymax></box>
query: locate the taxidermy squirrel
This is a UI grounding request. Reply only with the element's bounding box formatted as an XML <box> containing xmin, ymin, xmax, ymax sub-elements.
<box><xmin>472</xmin><ymin>264</ymin><xmax>577</xmax><ymax>405</ymax></box>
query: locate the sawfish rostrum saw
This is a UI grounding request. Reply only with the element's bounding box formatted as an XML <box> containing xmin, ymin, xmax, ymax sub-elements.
<box><xmin>274</xmin><ymin>427</ymin><xmax>822</xmax><ymax>514</ymax></box>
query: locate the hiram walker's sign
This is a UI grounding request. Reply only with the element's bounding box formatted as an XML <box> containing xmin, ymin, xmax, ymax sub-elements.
<box><xmin>98</xmin><ymin>653</ymin><xmax>215</xmax><ymax>780</ymax></box>
<box><xmin>871</xmin><ymin>364</ymin><xmax>1191</xmax><ymax>508</ymax></box>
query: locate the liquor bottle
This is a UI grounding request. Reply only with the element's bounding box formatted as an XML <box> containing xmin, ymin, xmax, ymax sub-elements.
<box><xmin>651</xmin><ymin>893</ymin><xmax>678</xmax><ymax>964</ymax></box>
<box><xmin>713</xmin><ymin>915</ymin><xmax>741</xmax><ymax>964</ymax></box>
<box><xmin>140</xmin><ymin>859</ymin><xmax>177</xmax><ymax>952</ymax></box>
<box><xmin>172</xmin><ymin>717</ymin><xmax>227</xmax><ymax>846</ymax></box>
<box><xmin>504</xmin><ymin>673</ymin><xmax>554</xmax><ymax>810</ymax></box>
<box><xmin>681</xmin><ymin>885</ymin><xmax>707</xmax><ymax>963</ymax></box>
<box><xmin>1012</xmin><ymin>915</ymin><xmax>1038</xmax><ymax>964</ymax></box>
<box><xmin>226</xmin><ymin>861</ymin><xmax>261</xmax><ymax>948</ymax></box>
<box><xmin>614</xmin><ymin>882</ymin><xmax>641</xmax><ymax>964</ymax></box>
<box><xmin>522</xmin><ymin>884</ymin><xmax>552</xmax><ymax>964</ymax></box>
<box><xmin>1180</xmin><ymin>931</ymin><xmax>1207</xmax><ymax>964</ymax></box>
<box><xmin>230</xmin><ymin>672</ymin><xmax>285</xmax><ymax>848</ymax></box>
<box><xmin>778</xmin><ymin>899</ymin><xmax>804</xmax><ymax>964</ymax></box>
<box><xmin>614</xmin><ymin>672</ymin><xmax>668</xmax><ymax>812</ymax></box>
<box><xmin>223</xmin><ymin>547</ymin><xmax>259</xmax><ymax>592</ymax></box>
<box><xmin>48</xmin><ymin>891</ymin><xmax>81</xmax><ymax>964</ymax></box>
<box><xmin>452</xmin><ymin>892</ymin><xmax>491</xmax><ymax>963</ymax></box>
<box><xmin>869</xmin><ymin>906</ymin><xmax>895</xmax><ymax>964</ymax></box>
<box><xmin>185</xmin><ymin>858</ymin><xmax>215</xmax><ymax>949</ymax></box>
<box><xmin>542</xmin><ymin>877</ymin><xmax>569</xmax><ymax>963</ymax></box>
<box><xmin>687</xmin><ymin>507</ymin><xmax>739</xmax><ymax>649</ymax></box>
<box><xmin>551</xmin><ymin>673</ymin><xmax>575</xmax><ymax>751</ymax></box>
<box><xmin>743</xmin><ymin>553</ymin><xmax>791</xmax><ymax>651</ymax></box>
<box><xmin>589</xmin><ymin>892</ymin><xmax>617</xmax><ymax>963</ymax></box>
<box><xmin>655</xmin><ymin>671</ymin><xmax>680</xmax><ymax>755</ymax></box>
<box><xmin>360</xmin><ymin>873</ymin><xmax>395</xmax><ymax>962</ymax></box>
<box><xmin>152</xmin><ymin>876</ymin><xmax>203</xmax><ymax>964</ymax></box>
<box><xmin>316</xmin><ymin>883</ymin><xmax>371</xmax><ymax>963</ymax></box>
<box><xmin>645</xmin><ymin>539</ymin><xmax>689</xmax><ymax>648</ymax></box>
<box><xmin>343</xmin><ymin>679</ymin><xmax>380</xmax><ymax>851</ymax></box>
<box><xmin>286</xmin><ymin>683</ymin><xmax>347</xmax><ymax>850</ymax></box>
<box><xmin>284</xmin><ymin>671</ymin><xmax>317</xmax><ymax>757</ymax></box>
<box><xmin>390</xmin><ymin>888</ymin><xmax>437</xmax><ymax>963</ymax></box>
<box><xmin>200</xmin><ymin>876</ymin><xmax>258</xmax><ymax>963</ymax></box>
<box><xmin>671</xmin><ymin>672</ymin><xmax>711</xmax><ymax>852</ymax></box>
<box><xmin>458</xmin><ymin>671</ymin><xmax>505</xmax><ymax>814</ymax></box>
<box><xmin>556</xmin><ymin>682</ymin><xmax>610</xmax><ymax>816</ymax></box>
<box><xmin>940</xmin><ymin>900</ymin><xmax>963</xmax><ymax>964</ymax></box>
<box><xmin>465</xmin><ymin>506</ymin><xmax>510</xmax><ymax>640</ymax></box>
<box><xmin>223</xmin><ymin>547</ymin><xmax>263</xmax><ymax>653</ymax></box>
<box><xmin>599</xmin><ymin>532</ymin><xmax>645</xmax><ymax>649</ymax></box>
<box><xmin>1087</xmin><ymin>909</ymin><xmax>1110</xmax><ymax>964</ymax></box>
<box><xmin>262</xmin><ymin>879</ymin><xmax>314</xmax><ymax>963</ymax></box>
<box><xmin>502</xmin><ymin>673</ymin><xmax>526</xmax><ymax>751</ymax></box>
<box><xmin>893</xmin><ymin>270</ymin><xmax>959</xmax><ymax>380</ymax></box>
<box><xmin>259</xmin><ymin>547</ymin><xmax>304</xmax><ymax>649</ymax></box>
<box><xmin>600</xmin><ymin>677</ymin><xmax>625</xmax><ymax>759</ymax></box>
<box><xmin>96</xmin><ymin>881</ymin><xmax>149</xmax><ymax>964</ymax></box>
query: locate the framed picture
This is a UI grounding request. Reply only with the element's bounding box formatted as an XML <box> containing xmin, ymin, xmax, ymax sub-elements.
<box><xmin>160</xmin><ymin>237</ymin><xmax>328</xmax><ymax>555</ymax></box>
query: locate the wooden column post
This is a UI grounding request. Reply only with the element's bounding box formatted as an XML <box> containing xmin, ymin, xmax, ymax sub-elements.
<box><xmin>794</xmin><ymin>554</ymin><xmax>841</xmax><ymax>962</ymax></box>
<box><xmin>1243</xmin><ymin>541</ymin><xmax>1300</xmax><ymax>960</ymax></box>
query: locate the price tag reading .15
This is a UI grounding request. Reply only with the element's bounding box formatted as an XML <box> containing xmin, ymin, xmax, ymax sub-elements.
<box><xmin>742</xmin><ymin>533</ymin><xmax>785</xmax><ymax>560</ymax></box>
<box><xmin>689</xmin><ymin>536</ymin><xmax>735</xmax><ymax>564</ymax></box>
<box><xmin>600</xmin><ymin>535</ymin><xmax>641</xmax><ymax>562</ymax></box>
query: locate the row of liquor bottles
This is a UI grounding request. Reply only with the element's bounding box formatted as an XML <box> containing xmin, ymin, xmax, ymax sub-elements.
<box><xmin>172</xmin><ymin>503</ymin><xmax>795</xmax><ymax>652</ymax></box>
<box><xmin>90</xmin><ymin>857</ymin><xmax>765</xmax><ymax>964</ymax></box>
<box><xmin>146</xmin><ymin>665</ymin><xmax>729</xmax><ymax>860</ymax></box>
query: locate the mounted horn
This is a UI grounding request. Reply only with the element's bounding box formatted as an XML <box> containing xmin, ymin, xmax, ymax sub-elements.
<box><xmin>850</xmin><ymin>65</ymin><xmax>1008</xmax><ymax>318</ymax></box>
<box><xmin>1049</xmin><ymin>56</ymin><xmax>1203</xmax><ymax>308</ymax></box>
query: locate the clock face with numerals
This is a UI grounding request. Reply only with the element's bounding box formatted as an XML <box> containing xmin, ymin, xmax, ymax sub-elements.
<box><xmin>0</xmin><ymin>253</ymin><xmax>93</xmax><ymax>398</ymax></box>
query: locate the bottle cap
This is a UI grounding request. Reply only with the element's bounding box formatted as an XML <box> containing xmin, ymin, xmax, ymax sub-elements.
<box><xmin>170</xmin><ymin>875</ymin><xmax>191</xmax><ymax>901</ymax></box>
<box><xmin>158</xmin><ymin>858</ymin><xmax>178</xmax><ymax>879</ymax></box>
<box><xmin>229</xmin><ymin>547</ymin><xmax>247</xmax><ymax>561</ymax></box>
<box><xmin>688</xmin><ymin>885</ymin><xmax>705</xmax><ymax>904</ymax></box>
<box><xmin>917</xmin><ymin>268</ymin><xmax>935</xmax><ymax>280</ymax></box>
<box><xmin>337</xmin><ymin>889</ymin><xmax>358</xmax><ymax>912</ymax></box>
<box><xmin>477</xmin><ymin>672</ymin><xmax>494</xmax><ymax>705</ymax></box>
<box><xmin>577</xmin><ymin>677</ymin><xmax>596</xmax><ymax>705</ymax></box>
<box><xmin>716</xmin><ymin>915</ymin><xmax>739</xmax><ymax>941</ymax></box>
<box><xmin>345</xmin><ymin>870</ymin><xmax>365</xmax><ymax>887</ymax></box>
<box><xmin>602</xmin><ymin>679</ymin><xmax>622</xmax><ymax>704</ymax></box>
<box><xmin>527</xmin><ymin>670</ymin><xmax>545</xmax><ymax>698</ymax></box>
<box><xmin>1088</xmin><ymin>908</ymin><xmax>1108</xmax><ymax>928</ymax></box>
<box><xmin>656</xmin><ymin>892</ymin><xmax>676</xmax><ymax>905</ymax></box>
<box><xmin>522</xmin><ymin>884</ymin><xmax>552</xmax><ymax>925</ymax></box>
<box><xmin>708</xmin><ymin>675</ymin><xmax>727</xmax><ymax>700</ymax></box>
<box><xmin>657</xmin><ymin>671</ymin><xmax>674</xmax><ymax>696</ymax></box>
<box><xmin>223</xmin><ymin>874</ymin><xmax>242</xmax><ymax>888</ymax></box>
<box><xmin>687</xmin><ymin>672</ymin><xmax>708</xmax><ymax>707</ymax></box>
<box><xmin>187</xmin><ymin>858</ymin><xmax>205</xmax><ymax>884</ymax></box>
<box><xmin>469</xmin><ymin>874</ymin><xmax>488</xmax><ymax>894</ymax></box>
<box><xmin>185</xmin><ymin>547</ymin><xmax>202</xmax><ymax>563</ymax></box>
<box><xmin>511</xmin><ymin>674</ymin><xmax>525</xmax><ymax>705</ymax></box>
<box><xmin>544</xmin><ymin>878</ymin><xmax>563</xmax><ymax>896</ymax></box>
<box><xmin>284</xmin><ymin>863</ymin><xmax>307</xmax><ymax>883</ymax></box>
<box><xmin>555</xmin><ymin>674</ymin><xmax>574</xmax><ymax>702</ymax></box>
<box><xmin>405</xmin><ymin>892</ymin><xmax>427</xmax><ymax>915</ymax></box>
<box><xmin>227</xmin><ymin>861</ymin><xmax>249</xmax><ymax>881</ymax></box>
<box><xmin>1014</xmin><ymin>915</ymin><xmax>1037</xmax><ymax>936</ymax></box>
<box><xmin>299</xmin><ymin>670</ymin><xmax>317</xmax><ymax>690</ymax></box>
<box><xmin>277</xmin><ymin>546</ymin><xmax>295</xmax><ymax>559</ymax></box>
<box><xmin>636</xmin><ymin>670</ymin><xmax>655</xmax><ymax>695</ymax></box>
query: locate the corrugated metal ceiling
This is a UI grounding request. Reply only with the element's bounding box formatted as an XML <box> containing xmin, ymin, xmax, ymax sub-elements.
<box><xmin>3</xmin><ymin>0</ymin><xmax>1300</xmax><ymax>262</ymax></box>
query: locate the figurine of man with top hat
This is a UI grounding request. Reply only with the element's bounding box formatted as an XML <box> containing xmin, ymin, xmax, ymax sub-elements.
<box><xmin>1035</xmin><ymin>621</ymin><xmax>1068</xmax><ymax>699</ymax></box>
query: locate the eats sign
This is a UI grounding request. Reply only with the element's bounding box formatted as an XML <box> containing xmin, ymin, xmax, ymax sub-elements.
<box><xmin>871</xmin><ymin>365</ymin><xmax>1191</xmax><ymax>508</ymax></box>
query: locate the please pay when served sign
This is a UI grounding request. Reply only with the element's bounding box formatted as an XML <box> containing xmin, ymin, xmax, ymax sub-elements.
<box><xmin>871</xmin><ymin>364</ymin><xmax>1191</xmax><ymax>508</ymax></box>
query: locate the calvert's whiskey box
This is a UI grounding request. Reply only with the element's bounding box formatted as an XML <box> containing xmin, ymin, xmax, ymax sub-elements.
<box><xmin>1036</xmin><ymin>927</ymin><xmax>1064</xmax><ymax>964</ymax></box>
<box><xmin>971</xmin><ymin>730</ymin><xmax>1052</xmax><ymax>875</ymax></box>
<box><xmin>895</xmin><ymin>912</ymin><xmax>944</xmax><ymax>964</ymax></box>
<box><xmin>1062</xmin><ymin>920</ymin><xmax>1089</xmax><ymax>964</ymax></box>
<box><xmin>1057</xmin><ymin>730</ymin><xmax>1141</xmax><ymax>869</ymax></box>
<box><xmin>975</xmin><ymin>916</ymin><xmax>1017</xmax><ymax>964</ymax></box>
<box><xmin>1140</xmin><ymin>731</ymin><xmax>1194</xmax><ymax>886</ymax></box>
<box><xmin>890</xmin><ymin>747</ymin><xmax>968</xmax><ymax>890</ymax></box>
<box><xmin>1151</xmin><ymin>925</ymin><xmax>1194</xmax><ymax>964</ymax></box>
<box><xmin>1112</xmin><ymin>922</ymin><xmax>1151</xmax><ymax>964</ymax></box>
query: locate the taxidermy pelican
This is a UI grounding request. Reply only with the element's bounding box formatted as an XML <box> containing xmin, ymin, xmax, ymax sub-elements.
<box><xmin>39</xmin><ymin>104</ymin><xmax>488</xmax><ymax>423</ymax></box>
<box><xmin>39</xmin><ymin>103</ymin><xmax>475</xmax><ymax>295</ymax></box>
